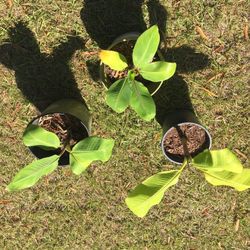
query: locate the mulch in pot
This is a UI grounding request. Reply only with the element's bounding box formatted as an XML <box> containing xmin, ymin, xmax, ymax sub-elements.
<box><xmin>38</xmin><ymin>113</ymin><xmax>88</xmax><ymax>150</ymax></box>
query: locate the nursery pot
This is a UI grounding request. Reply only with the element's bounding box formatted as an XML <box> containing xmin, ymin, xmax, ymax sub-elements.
<box><xmin>27</xmin><ymin>99</ymin><xmax>91</xmax><ymax>166</ymax></box>
<box><xmin>161</xmin><ymin>110</ymin><xmax>212</xmax><ymax>165</ymax></box>
<box><xmin>100</xmin><ymin>32</ymin><xmax>165</xmax><ymax>95</ymax></box>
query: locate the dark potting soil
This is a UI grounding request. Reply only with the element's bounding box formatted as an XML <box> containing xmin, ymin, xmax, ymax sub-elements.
<box><xmin>163</xmin><ymin>124</ymin><xmax>207</xmax><ymax>160</ymax></box>
<box><xmin>104</xmin><ymin>40</ymin><xmax>159</xmax><ymax>85</ymax></box>
<box><xmin>38</xmin><ymin>113</ymin><xmax>88</xmax><ymax>149</ymax></box>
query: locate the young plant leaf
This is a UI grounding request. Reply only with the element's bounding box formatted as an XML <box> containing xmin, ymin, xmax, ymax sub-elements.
<box><xmin>126</xmin><ymin>169</ymin><xmax>182</xmax><ymax>218</ymax></box>
<box><xmin>130</xmin><ymin>80</ymin><xmax>156</xmax><ymax>121</ymax></box>
<box><xmin>133</xmin><ymin>25</ymin><xmax>160</xmax><ymax>68</ymax></box>
<box><xmin>70</xmin><ymin>137</ymin><xmax>115</xmax><ymax>175</ymax></box>
<box><xmin>6</xmin><ymin>155</ymin><xmax>59</xmax><ymax>192</ymax></box>
<box><xmin>23</xmin><ymin>124</ymin><xmax>60</xmax><ymax>149</ymax></box>
<box><xmin>106</xmin><ymin>78</ymin><xmax>132</xmax><ymax>113</ymax></box>
<box><xmin>192</xmin><ymin>149</ymin><xmax>243</xmax><ymax>173</ymax></box>
<box><xmin>99</xmin><ymin>50</ymin><xmax>128</xmax><ymax>71</ymax></box>
<box><xmin>203</xmin><ymin>169</ymin><xmax>250</xmax><ymax>191</ymax></box>
<box><xmin>140</xmin><ymin>61</ymin><xmax>176</xmax><ymax>82</ymax></box>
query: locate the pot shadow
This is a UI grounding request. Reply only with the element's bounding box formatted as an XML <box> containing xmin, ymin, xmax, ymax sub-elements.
<box><xmin>153</xmin><ymin>46</ymin><xmax>211</xmax><ymax>126</ymax></box>
<box><xmin>0</xmin><ymin>21</ymin><xmax>86</xmax><ymax>112</ymax></box>
<box><xmin>81</xmin><ymin>0</ymin><xmax>167</xmax><ymax>81</ymax></box>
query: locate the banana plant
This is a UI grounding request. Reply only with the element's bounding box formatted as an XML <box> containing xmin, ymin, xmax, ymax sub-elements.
<box><xmin>99</xmin><ymin>25</ymin><xmax>176</xmax><ymax>121</ymax></box>
<box><xmin>125</xmin><ymin>148</ymin><xmax>250</xmax><ymax>217</ymax></box>
<box><xmin>7</xmin><ymin>125</ymin><xmax>115</xmax><ymax>191</ymax></box>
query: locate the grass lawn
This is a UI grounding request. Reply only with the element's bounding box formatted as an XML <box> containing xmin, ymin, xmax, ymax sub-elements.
<box><xmin>0</xmin><ymin>0</ymin><xmax>249</xmax><ymax>249</ymax></box>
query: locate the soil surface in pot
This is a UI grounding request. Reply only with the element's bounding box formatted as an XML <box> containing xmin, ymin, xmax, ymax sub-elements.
<box><xmin>163</xmin><ymin>124</ymin><xmax>208</xmax><ymax>161</ymax></box>
<box><xmin>38</xmin><ymin>113</ymin><xmax>88</xmax><ymax>149</ymax></box>
<box><xmin>104</xmin><ymin>40</ymin><xmax>159</xmax><ymax>85</ymax></box>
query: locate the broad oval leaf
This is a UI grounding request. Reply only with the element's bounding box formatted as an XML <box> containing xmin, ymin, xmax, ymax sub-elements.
<box><xmin>140</xmin><ymin>61</ymin><xmax>176</xmax><ymax>82</ymax></box>
<box><xmin>192</xmin><ymin>149</ymin><xmax>243</xmax><ymax>173</ymax></box>
<box><xmin>133</xmin><ymin>25</ymin><xmax>160</xmax><ymax>68</ymax></box>
<box><xmin>99</xmin><ymin>50</ymin><xmax>128</xmax><ymax>71</ymax></box>
<box><xmin>130</xmin><ymin>80</ymin><xmax>156</xmax><ymax>121</ymax></box>
<box><xmin>6</xmin><ymin>155</ymin><xmax>59</xmax><ymax>192</ymax></box>
<box><xmin>204</xmin><ymin>169</ymin><xmax>250</xmax><ymax>191</ymax></box>
<box><xmin>106</xmin><ymin>78</ymin><xmax>132</xmax><ymax>113</ymax></box>
<box><xmin>23</xmin><ymin>124</ymin><xmax>60</xmax><ymax>149</ymax></box>
<box><xmin>125</xmin><ymin>170</ymin><xmax>181</xmax><ymax>217</ymax></box>
<box><xmin>70</xmin><ymin>137</ymin><xmax>115</xmax><ymax>175</ymax></box>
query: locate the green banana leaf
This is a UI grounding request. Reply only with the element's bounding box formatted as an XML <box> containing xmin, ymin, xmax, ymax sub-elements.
<box><xmin>133</xmin><ymin>25</ymin><xmax>160</xmax><ymax>68</ymax></box>
<box><xmin>192</xmin><ymin>149</ymin><xmax>243</xmax><ymax>173</ymax></box>
<box><xmin>203</xmin><ymin>169</ymin><xmax>250</xmax><ymax>191</ymax></box>
<box><xmin>130</xmin><ymin>80</ymin><xmax>156</xmax><ymax>121</ymax></box>
<box><xmin>70</xmin><ymin>137</ymin><xmax>115</xmax><ymax>175</ymax></box>
<box><xmin>126</xmin><ymin>169</ymin><xmax>181</xmax><ymax>217</ymax></box>
<box><xmin>140</xmin><ymin>61</ymin><xmax>176</xmax><ymax>82</ymax></box>
<box><xmin>23</xmin><ymin>124</ymin><xmax>60</xmax><ymax>149</ymax></box>
<box><xmin>106</xmin><ymin>78</ymin><xmax>132</xmax><ymax>113</ymax></box>
<box><xmin>7</xmin><ymin>155</ymin><xmax>60</xmax><ymax>191</ymax></box>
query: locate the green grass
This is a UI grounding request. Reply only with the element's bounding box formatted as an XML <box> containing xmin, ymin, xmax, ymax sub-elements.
<box><xmin>0</xmin><ymin>0</ymin><xmax>249</xmax><ymax>249</ymax></box>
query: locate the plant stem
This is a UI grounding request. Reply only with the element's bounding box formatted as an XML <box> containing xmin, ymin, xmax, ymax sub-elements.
<box><xmin>150</xmin><ymin>81</ymin><xmax>164</xmax><ymax>96</ymax></box>
<box><xmin>175</xmin><ymin>126</ymin><xmax>192</xmax><ymax>165</ymax></box>
<box><xmin>128</xmin><ymin>70</ymin><xmax>136</xmax><ymax>81</ymax></box>
<box><xmin>59</xmin><ymin>133</ymin><xmax>71</xmax><ymax>156</ymax></box>
<box><xmin>65</xmin><ymin>144</ymin><xmax>71</xmax><ymax>153</ymax></box>
<box><xmin>179</xmin><ymin>159</ymin><xmax>188</xmax><ymax>173</ymax></box>
<box><xmin>59</xmin><ymin>143</ymin><xmax>69</xmax><ymax>157</ymax></box>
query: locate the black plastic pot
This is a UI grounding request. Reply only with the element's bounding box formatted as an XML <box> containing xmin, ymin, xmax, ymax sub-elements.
<box><xmin>27</xmin><ymin>99</ymin><xmax>91</xmax><ymax>166</ymax></box>
<box><xmin>161</xmin><ymin>110</ymin><xmax>212</xmax><ymax>164</ymax></box>
<box><xmin>100</xmin><ymin>32</ymin><xmax>165</xmax><ymax>96</ymax></box>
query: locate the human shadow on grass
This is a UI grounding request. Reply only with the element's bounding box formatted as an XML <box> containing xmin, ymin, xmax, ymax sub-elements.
<box><xmin>81</xmin><ymin>0</ymin><xmax>210</xmax><ymax>124</ymax></box>
<box><xmin>0</xmin><ymin>21</ymin><xmax>85</xmax><ymax>112</ymax></box>
<box><xmin>81</xmin><ymin>0</ymin><xmax>167</xmax><ymax>49</ymax></box>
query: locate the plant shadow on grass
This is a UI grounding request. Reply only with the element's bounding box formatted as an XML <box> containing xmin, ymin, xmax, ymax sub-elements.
<box><xmin>0</xmin><ymin>21</ymin><xmax>86</xmax><ymax>112</ymax></box>
<box><xmin>153</xmin><ymin>46</ymin><xmax>210</xmax><ymax>126</ymax></box>
<box><xmin>81</xmin><ymin>0</ymin><xmax>210</xmax><ymax>125</ymax></box>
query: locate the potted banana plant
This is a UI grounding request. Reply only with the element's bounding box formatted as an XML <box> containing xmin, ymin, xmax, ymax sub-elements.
<box><xmin>99</xmin><ymin>25</ymin><xmax>176</xmax><ymax>121</ymax></box>
<box><xmin>6</xmin><ymin>99</ymin><xmax>115</xmax><ymax>191</ymax></box>
<box><xmin>125</xmin><ymin>148</ymin><xmax>250</xmax><ymax>217</ymax></box>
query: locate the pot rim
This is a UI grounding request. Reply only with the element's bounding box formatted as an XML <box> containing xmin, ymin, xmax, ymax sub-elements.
<box><xmin>161</xmin><ymin>121</ymin><xmax>212</xmax><ymax>165</ymax></box>
<box><xmin>99</xmin><ymin>32</ymin><xmax>164</xmax><ymax>96</ymax></box>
